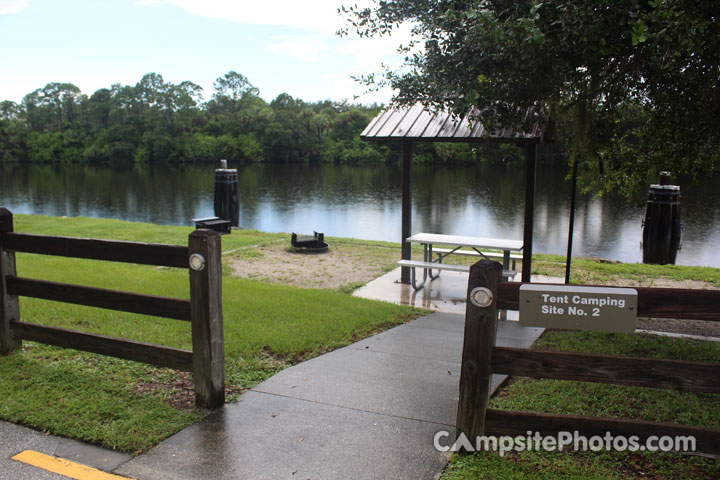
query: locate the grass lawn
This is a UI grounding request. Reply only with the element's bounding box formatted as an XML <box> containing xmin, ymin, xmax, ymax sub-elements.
<box><xmin>0</xmin><ymin>215</ymin><xmax>423</xmax><ymax>452</ymax></box>
<box><xmin>532</xmin><ymin>253</ymin><xmax>720</xmax><ymax>287</ymax></box>
<box><xmin>440</xmin><ymin>330</ymin><xmax>720</xmax><ymax>479</ymax></box>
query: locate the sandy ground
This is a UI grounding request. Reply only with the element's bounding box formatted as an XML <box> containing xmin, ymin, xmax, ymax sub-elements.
<box><xmin>227</xmin><ymin>240</ymin><xmax>400</xmax><ymax>290</ymax></box>
<box><xmin>227</xmin><ymin>243</ymin><xmax>720</xmax><ymax>338</ymax></box>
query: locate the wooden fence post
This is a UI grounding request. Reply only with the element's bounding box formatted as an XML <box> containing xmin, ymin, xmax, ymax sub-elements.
<box><xmin>188</xmin><ymin>229</ymin><xmax>225</xmax><ymax>408</ymax></box>
<box><xmin>456</xmin><ymin>259</ymin><xmax>502</xmax><ymax>451</ymax></box>
<box><xmin>0</xmin><ymin>208</ymin><xmax>21</xmax><ymax>355</ymax></box>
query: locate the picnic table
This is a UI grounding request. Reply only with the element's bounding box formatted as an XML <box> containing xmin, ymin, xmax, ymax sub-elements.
<box><xmin>398</xmin><ymin>233</ymin><xmax>523</xmax><ymax>290</ymax></box>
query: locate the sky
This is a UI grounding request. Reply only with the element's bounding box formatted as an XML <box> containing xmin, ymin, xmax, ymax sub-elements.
<box><xmin>0</xmin><ymin>0</ymin><xmax>411</xmax><ymax>105</ymax></box>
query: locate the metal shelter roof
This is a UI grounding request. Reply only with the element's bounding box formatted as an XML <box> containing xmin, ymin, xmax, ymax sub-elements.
<box><xmin>361</xmin><ymin>103</ymin><xmax>546</xmax><ymax>143</ymax></box>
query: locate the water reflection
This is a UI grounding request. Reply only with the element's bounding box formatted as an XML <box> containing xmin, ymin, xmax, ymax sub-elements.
<box><xmin>1</xmin><ymin>162</ymin><xmax>719</xmax><ymax>267</ymax></box>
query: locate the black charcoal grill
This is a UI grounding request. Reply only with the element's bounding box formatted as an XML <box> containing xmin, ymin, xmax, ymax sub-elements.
<box><xmin>291</xmin><ymin>231</ymin><xmax>329</xmax><ymax>253</ymax></box>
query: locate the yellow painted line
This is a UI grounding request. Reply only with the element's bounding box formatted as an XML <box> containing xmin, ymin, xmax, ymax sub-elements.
<box><xmin>11</xmin><ymin>450</ymin><xmax>134</xmax><ymax>480</ymax></box>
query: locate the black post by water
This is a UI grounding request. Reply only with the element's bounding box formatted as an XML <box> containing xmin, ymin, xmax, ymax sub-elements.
<box><xmin>642</xmin><ymin>172</ymin><xmax>681</xmax><ymax>265</ymax></box>
<box><xmin>456</xmin><ymin>259</ymin><xmax>502</xmax><ymax>450</ymax></box>
<box><xmin>522</xmin><ymin>144</ymin><xmax>536</xmax><ymax>282</ymax></box>
<box><xmin>401</xmin><ymin>141</ymin><xmax>414</xmax><ymax>284</ymax></box>
<box><xmin>213</xmin><ymin>160</ymin><xmax>239</xmax><ymax>227</ymax></box>
<box><xmin>0</xmin><ymin>208</ymin><xmax>21</xmax><ymax>355</ymax></box>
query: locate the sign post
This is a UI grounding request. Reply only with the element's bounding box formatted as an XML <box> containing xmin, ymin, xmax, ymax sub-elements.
<box><xmin>519</xmin><ymin>285</ymin><xmax>638</xmax><ymax>333</ymax></box>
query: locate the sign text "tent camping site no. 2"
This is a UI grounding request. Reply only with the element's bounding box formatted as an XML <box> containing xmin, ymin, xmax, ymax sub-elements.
<box><xmin>519</xmin><ymin>285</ymin><xmax>638</xmax><ymax>333</ymax></box>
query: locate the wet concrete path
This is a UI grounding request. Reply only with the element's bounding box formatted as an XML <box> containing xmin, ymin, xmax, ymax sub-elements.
<box><xmin>115</xmin><ymin>312</ymin><xmax>543</xmax><ymax>480</ymax></box>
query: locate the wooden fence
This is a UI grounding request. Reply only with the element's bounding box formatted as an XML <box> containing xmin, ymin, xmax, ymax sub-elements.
<box><xmin>456</xmin><ymin>259</ymin><xmax>720</xmax><ymax>456</ymax></box>
<box><xmin>0</xmin><ymin>208</ymin><xmax>224</xmax><ymax>408</ymax></box>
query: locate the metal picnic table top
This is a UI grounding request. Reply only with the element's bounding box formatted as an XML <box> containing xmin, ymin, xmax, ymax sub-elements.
<box><xmin>405</xmin><ymin>233</ymin><xmax>524</xmax><ymax>252</ymax></box>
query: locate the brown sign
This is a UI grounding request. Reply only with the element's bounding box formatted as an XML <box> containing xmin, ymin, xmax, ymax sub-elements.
<box><xmin>519</xmin><ymin>285</ymin><xmax>638</xmax><ymax>333</ymax></box>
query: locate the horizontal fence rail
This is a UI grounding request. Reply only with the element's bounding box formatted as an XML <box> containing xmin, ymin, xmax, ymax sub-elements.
<box><xmin>1</xmin><ymin>232</ymin><xmax>189</xmax><ymax>269</ymax></box>
<box><xmin>456</xmin><ymin>260</ymin><xmax>720</xmax><ymax>457</ymax></box>
<box><xmin>13</xmin><ymin>321</ymin><xmax>193</xmax><ymax>371</ymax></box>
<box><xmin>498</xmin><ymin>281</ymin><xmax>720</xmax><ymax>321</ymax></box>
<box><xmin>7</xmin><ymin>276</ymin><xmax>191</xmax><ymax>321</ymax></box>
<box><xmin>0</xmin><ymin>208</ymin><xmax>225</xmax><ymax>408</ymax></box>
<box><xmin>492</xmin><ymin>346</ymin><xmax>720</xmax><ymax>394</ymax></box>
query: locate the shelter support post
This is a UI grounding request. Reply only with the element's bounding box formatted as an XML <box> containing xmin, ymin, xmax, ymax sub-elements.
<box><xmin>565</xmin><ymin>159</ymin><xmax>579</xmax><ymax>284</ymax></box>
<box><xmin>401</xmin><ymin>141</ymin><xmax>414</xmax><ymax>284</ymax></box>
<box><xmin>522</xmin><ymin>145</ymin><xmax>537</xmax><ymax>283</ymax></box>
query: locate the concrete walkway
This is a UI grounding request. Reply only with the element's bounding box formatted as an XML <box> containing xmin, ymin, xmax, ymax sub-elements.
<box><xmin>112</xmin><ymin>312</ymin><xmax>542</xmax><ymax>480</ymax></box>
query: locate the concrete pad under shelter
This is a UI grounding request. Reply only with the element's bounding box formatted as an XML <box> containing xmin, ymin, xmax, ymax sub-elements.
<box><xmin>353</xmin><ymin>266</ymin><xmax>564</xmax><ymax>314</ymax></box>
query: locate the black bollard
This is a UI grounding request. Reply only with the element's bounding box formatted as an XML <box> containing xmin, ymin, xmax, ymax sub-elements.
<box><xmin>213</xmin><ymin>159</ymin><xmax>239</xmax><ymax>227</ymax></box>
<box><xmin>642</xmin><ymin>172</ymin><xmax>681</xmax><ymax>264</ymax></box>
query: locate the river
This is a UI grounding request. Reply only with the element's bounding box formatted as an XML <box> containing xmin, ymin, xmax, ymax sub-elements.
<box><xmin>1</xmin><ymin>162</ymin><xmax>719</xmax><ymax>267</ymax></box>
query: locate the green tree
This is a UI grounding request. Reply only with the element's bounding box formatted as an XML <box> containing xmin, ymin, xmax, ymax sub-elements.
<box><xmin>0</xmin><ymin>100</ymin><xmax>20</xmax><ymax>120</ymax></box>
<box><xmin>210</xmin><ymin>71</ymin><xmax>260</xmax><ymax>122</ymax></box>
<box><xmin>342</xmin><ymin>0</ymin><xmax>720</xmax><ymax>197</ymax></box>
<box><xmin>0</xmin><ymin>101</ymin><xmax>27</xmax><ymax>162</ymax></box>
<box><xmin>161</xmin><ymin>81</ymin><xmax>204</xmax><ymax>134</ymax></box>
<box><xmin>26</xmin><ymin>131</ymin><xmax>63</xmax><ymax>163</ymax></box>
<box><xmin>22</xmin><ymin>89</ymin><xmax>51</xmax><ymax>132</ymax></box>
<box><xmin>85</xmin><ymin>125</ymin><xmax>140</xmax><ymax>163</ymax></box>
<box><xmin>135</xmin><ymin>73</ymin><xmax>165</xmax><ymax>112</ymax></box>
<box><xmin>88</xmin><ymin>88</ymin><xmax>113</xmax><ymax>129</ymax></box>
<box><xmin>37</xmin><ymin>82</ymin><xmax>82</xmax><ymax>132</ymax></box>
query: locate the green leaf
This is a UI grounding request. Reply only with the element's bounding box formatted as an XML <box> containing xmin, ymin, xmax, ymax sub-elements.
<box><xmin>631</xmin><ymin>20</ymin><xmax>649</xmax><ymax>46</ymax></box>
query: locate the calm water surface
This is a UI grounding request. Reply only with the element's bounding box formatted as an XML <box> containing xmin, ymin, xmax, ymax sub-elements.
<box><xmin>1</xmin><ymin>162</ymin><xmax>719</xmax><ymax>267</ymax></box>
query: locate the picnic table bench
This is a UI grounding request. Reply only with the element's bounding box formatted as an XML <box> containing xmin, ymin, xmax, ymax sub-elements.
<box><xmin>429</xmin><ymin>248</ymin><xmax>523</xmax><ymax>270</ymax></box>
<box><xmin>399</xmin><ymin>233</ymin><xmax>523</xmax><ymax>291</ymax></box>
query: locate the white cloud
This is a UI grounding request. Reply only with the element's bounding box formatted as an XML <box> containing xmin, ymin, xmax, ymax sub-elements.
<box><xmin>132</xmin><ymin>0</ymin><xmax>418</xmax><ymax>104</ymax></box>
<box><xmin>263</xmin><ymin>22</ymin><xmax>416</xmax><ymax>102</ymax></box>
<box><xmin>136</xmin><ymin>0</ymin><xmax>358</xmax><ymax>32</ymax></box>
<box><xmin>321</xmin><ymin>71</ymin><xmax>394</xmax><ymax>104</ymax></box>
<box><xmin>334</xmin><ymin>22</ymin><xmax>418</xmax><ymax>81</ymax></box>
<box><xmin>264</xmin><ymin>21</ymin><xmax>415</xmax><ymax>66</ymax></box>
<box><xmin>337</xmin><ymin>27</ymin><xmax>416</xmax><ymax>70</ymax></box>
<box><xmin>266</xmin><ymin>34</ymin><xmax>329</xmax><ymax>63</ymax></box>
<box><xmin>0</xmin><ymin>0</ymin><xmax>29</xmax><ymax>15</ymax></box>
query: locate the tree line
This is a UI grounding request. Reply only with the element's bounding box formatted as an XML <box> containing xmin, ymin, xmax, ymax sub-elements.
<box><xmin>0</xmin><ymin>71</ymin><xmax>524</xmax><ymax>167</ymax></box>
